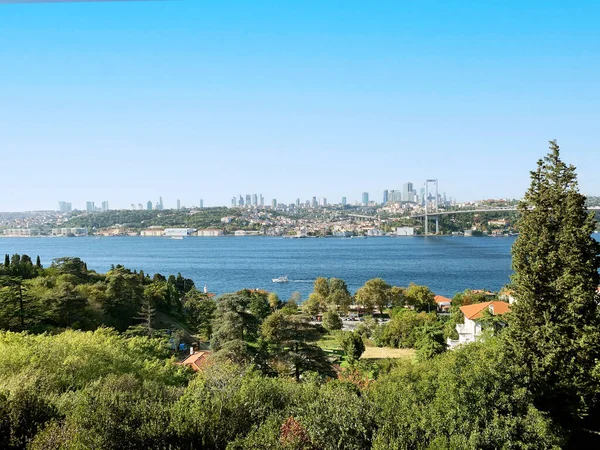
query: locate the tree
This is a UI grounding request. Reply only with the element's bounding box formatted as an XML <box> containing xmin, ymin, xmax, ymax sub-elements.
<box><xmin>313</xmin><ymin>277</ymin><xmax>330</xmax><ymax>299</ymax></box>
<box><xmin>268</xmin><ymin>292</ymin><xmax>280</xmax><ymax>312</ymax></box>
<box><xmin>35</xmin><ymin>256</ymin><xmax>42</xmax><ymax>269</ymax></box>
<box><xmin>211</xmin><ymin>294</ymin><xmax>259</xmax><ymax>355</ymax></box>
<box><xmin>302</xmin><ymin>293</ymin><xmax>322</xmax><ymax>317</ymax></box>
<box><xmin>389</xmin><ymin>286</ymin><xmax>405</xmax><ymax>308</ymax></box>
<box><xmin>322</xmin><ymin>310</ymin><xmax>342</xmax><ymax>331</ymax></box>
<box><xmin>3</xmin><ymin>255</ymin><xmax>9</xmax><ymax>270</ymax></box>
<box><xmin>327</xmin><ymin>278</ymin><xmax>352</xmax><ymax>313</ymax></box>
<box><xmin>183</xmin><ymin>289</ymin><xmax>217</xmax><ymax>339</ymax></box>
<box><xmin>506</xmin><ymin>141</ymin><xmax>600</xmax><ymax>429</ymax></box>
<box><xmin>355</xmin><ymin>278</ymin><xmax>391</xmax><ymax>314</ymax></box>
<box><xmin>340</xmin><ymin>332</ymin><xmax>365</xmax><ymax>364</ymax></box>
<box><xmin>415</xmin><ymin>325</ymin><xmax>447</xmax><ymax>361</ymax></box>
<box><xmin>261</xmin><ymin>311</ymin><xmax>334</xmax><ymax>381</ymax></box>
<box><xmin>404</xmin><ymin>284</ymin><xmax>436</xmax><ymax>312</ymax></box>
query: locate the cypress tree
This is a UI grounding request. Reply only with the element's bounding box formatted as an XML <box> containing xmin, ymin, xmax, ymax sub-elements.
<box><xmin>35</xmin><ymin>255</ymin><xmax>42</xmax><ymax>269</ymax></box>
<box><xmin>3</xmin><ymin>254</ymin><xmax>9</xmax><ymax>269</ymax></box>
<box><xmin>506</xmin><ymin>140</ymin><xmax>600</xmax><ymax>428</ymax></box>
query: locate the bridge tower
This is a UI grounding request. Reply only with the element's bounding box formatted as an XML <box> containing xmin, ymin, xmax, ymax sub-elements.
<box><xmin>424</xmin><ymin>179</ymin><xmax>439</xmax><ymax>235</ymax></box>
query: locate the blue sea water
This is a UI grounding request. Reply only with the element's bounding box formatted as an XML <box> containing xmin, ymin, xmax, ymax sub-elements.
<box><xmin>0</xmin><ymin>235</ymin><xmax>523</xmax><ymax>300</ymax></box>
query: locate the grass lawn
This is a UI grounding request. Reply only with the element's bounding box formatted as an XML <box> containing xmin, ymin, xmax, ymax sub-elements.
<box><xmin>361</xmin><ymin>346</ymin><xmax>416</xmax><ymax>360</ymax></box>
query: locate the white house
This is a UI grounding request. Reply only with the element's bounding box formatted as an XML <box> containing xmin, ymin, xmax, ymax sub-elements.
<box><xmin>447</xmin><ymin>301</ymin><xmax>510</xmax><ymax>349</ymax></box>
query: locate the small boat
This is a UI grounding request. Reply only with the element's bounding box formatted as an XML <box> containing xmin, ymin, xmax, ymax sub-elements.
<box><xmin>171</xmin><ymin>236</ymin><xmax>184</xmax><ymax>240</ymax></box>
<box><xmin>272</xmin><ymin>276</ymin><xmax>289</xmax><ymax>283</ymax></box>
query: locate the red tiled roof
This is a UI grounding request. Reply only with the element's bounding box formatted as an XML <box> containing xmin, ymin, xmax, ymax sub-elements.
<box><xmin>460</xmin><ymin>301</ymin><xmax>510</xmax><ymax>320</ymax></box>
<box><xmin>434</xmin><ymin>295</ymin><xmax>452</xmax><ymax>304</ymax></box>
<box><xmin>181</xmin><ymin>351</ymin><xmax>211</xmax><ymax>372</ymax></box>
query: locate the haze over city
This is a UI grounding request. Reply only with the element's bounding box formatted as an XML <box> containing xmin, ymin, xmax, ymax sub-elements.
<box><xmin>2</xmin><ymin>1</ymin><xmax>599</xmax><ymax>211</ymax></box>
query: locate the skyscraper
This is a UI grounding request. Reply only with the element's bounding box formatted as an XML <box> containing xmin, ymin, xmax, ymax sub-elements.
<box><xmin>252</xmin><ymin>194</ymin><xmax>258</xmax><ymax>207</ymax></box>
<box><xmin>86</xmin><ymin>201</ymin><xmax>95</xmax><ymax>212</ymax></box>
<box><xmin>231</xmin><ymin>197</ymin><xmax>237</xmax><ymax>207</ymax></box>
<box><xmin>362</xmin><ymin>192</ymin><xmax>369</xmax><ymax>205</ymax></box>
<box><xmin>342</xmin><ymin>197</ymin><xmax>347</xmax><ymax>206</ymax></box>
<box><xmin>403</xmin><ymin>182</ymin><xmax>415</xmax><ymax>203</ymax></box>
<box><xmin>239</xmin><ymin>195</ymin><xmax>244</xmax><ymax>206</ymax></box>
<box><xmin>200</xmin><ymin>199</ymin><xmax>204</xmax><ymax>208</ymax></box>
<box><xmin>58</xmin><ymin>201</ymin><xmax>72</xmax><ymax>213</ymax></box>
<box><xmin>271</xmin><ymin>199</ymin><xmax>277</xmax><ymax>208</ymax></box>
<box><xmin>322</xmin><ymin>198</ymin><xmax>327</xmax><ymax>207</ymax></box>
<box><xmin>102</xmin><ymin>201</ymin><xmax>109</xmax><ymax>212</ymax></box>
<box><xmin>176</xmin><ymin>199</ymin><xmax>181</xmax><ymax>210</ymax></box>
<box><xmin>259</xmin><ymin>194</ymin><xmax>264</xmax><ymax>207</ymax></box>
<box><xmin>246</xmin><ymin>194</ymin><xmax>251</xmax><ymax>207</ymax></box>
<box><xmin>312</xmin><ymin>197</ymin><xmax>318</xmax><ymax>208</ymax></box>
<box><xmin>158</xmin><ymin>197</ymin><xmax>164</xmax><ymax>210</ymax></box>
<box><xmin>147</xmin><ymin>201</ymin><xmax>153</xmax><ymax>210</ymax></box>
<box><xmin>296</xmin><ymin>198</ymin><xmax>300</xmax><ymax>207</ymax></box>
<box><xmin>383</xmin><ymin>190</ymin><xmax>389</xmax><ymax>204</ymax></box>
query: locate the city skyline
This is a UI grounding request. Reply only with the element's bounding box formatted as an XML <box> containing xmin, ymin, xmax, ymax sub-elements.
<box><xmin>2</xmin><ymin>2</ymin><xmax>600</xmax><ymax>211</ymax></box>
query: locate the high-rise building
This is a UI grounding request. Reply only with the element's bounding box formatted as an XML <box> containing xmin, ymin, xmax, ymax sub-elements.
<box><xmin>389</xmin><ymin>190</ymin><xmax>402</xmax><ymax>203</ymax></box>
<box><xmin>323</xmin><ymin>198</ymin><xmax>327</xmax><ymax>207</ymax></box>
<box><xmin>231</xmin><ymin>197</ymin><xmax>237</xmax><ymax>207</ymax></box>
<box><xmin>296</xmin><ymin>198</ymin><xmax>300</xmax><ymax>207</ymax></box>
<box><xmin>157</xmin><ymin>197</ymin><xmax>164</xmax><ymax>210</ymax></box>
<box><xmin>362</xmin><ymin>192</ymin><xmax>369</xmax><ymax>205</ymax></box>
<box><xmin>86</xmin><ymin>201</ymin><xmax>95</xmax><ymax>212</ymax></box>
<box><xmin>252</xmin><ymin>194</ymin><xmax>258</xmax><ymax>206</ymax></box>
<box><xmin>138</xmin><ymin>203</ymin><xmax>143</xmax><ymax>210</ymax></box>
<box><xmin>271</xmin><ymin>199</ymin><xmax>277</xmax><ymax>208</ymax></box>
<box><xmin>102</xmin><ymin>201</ymin><xmax>109</xmax><ymax>212</ymax></box>
<box><xmin>383</xmin><ymin>190</ymin><xmax>389</xmax><ymax>204</ymax></box>
<box><xmin>420</xmin><ymin>188</ymin><xmax>426</xmax><ymax>206</ymax></box>
<box><xmin>342</xmin><ymin>197</ymin><xmax>347</xmax><ymax>206</ymax></box>
<box><xmin>259</xmin><ymin>194</ymin><xmax>264</xmax><ymax>207</ymax></box>
<box><xmin>402</xmin><ymin>182</ymin><xmax>415</xmax><ymax>203</ymax></box>
<box><xmin>312</xmin><ymin>197</ymin><xmax>318</xmax><ymax>208</ymax></box>
<box><xmin>147</xmin><ymin>201</ymin><xmax>153</xmax><ymax>210</ymax></box>
<box><xmin>239</xmin><ymin>195</ymin><xmax>244</xmax><ymax>206</ymax></box>
<box><xmin>58</xmin><ymin>201</ymin><xmax>72</xmax><ymax>213</ymax></box>
<box><xmin>200</xmin><ymin>199</ymin><xmax>204</xmax><ymax>209</ymax></box>
<box><xmin>176</xmin><ymin>199</ymin><xmax>181</xmax><ymax>210</ymax></box>
<box><xmin>246</xmin><ymin>194</ymin><xmax>251</xmax><ymax>207</ymax></box>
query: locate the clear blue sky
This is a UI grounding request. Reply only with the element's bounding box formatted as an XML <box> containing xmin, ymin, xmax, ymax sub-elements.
<box><xmin>1</xmin><ymin>0</ymin><xmax>599</xmax><ymax>211</ymax></box>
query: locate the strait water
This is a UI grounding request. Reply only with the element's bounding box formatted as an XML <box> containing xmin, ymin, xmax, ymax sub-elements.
<box><xmin>0</xmin><ymin>236</ymin><xmax>523</xmax><ymax>300</ymax></box>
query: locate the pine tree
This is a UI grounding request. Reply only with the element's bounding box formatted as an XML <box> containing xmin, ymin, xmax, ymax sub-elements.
<box><xmin>506</xmin><ymin>140</ymin><xmax>600</xmax><ymax>428</ymax></box>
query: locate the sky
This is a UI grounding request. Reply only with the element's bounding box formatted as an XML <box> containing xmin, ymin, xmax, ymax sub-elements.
<box><xmin>1</xmin><ymin>0</ymin><xmax>599</xmax><ymax>211</ymax></box>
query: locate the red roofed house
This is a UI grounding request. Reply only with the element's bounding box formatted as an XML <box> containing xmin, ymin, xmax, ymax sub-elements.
<box><xmin>434</xmin><ymin>295</ymin><xmax>452</xmax><ymax>313</ymax></box>
<box><xmin>181</xmin><ymin>350</ymin><xmax>211</xmax><ymax>372</ymax></box>
<box><xmin>447</xmin><ymin>301</ymin><xmax>511</xmax><ymax>349</ymax></box>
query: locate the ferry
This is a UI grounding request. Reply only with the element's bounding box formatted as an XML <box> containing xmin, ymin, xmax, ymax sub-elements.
<box><xmin>272</xmin><ymin>276</ymin><xmax>289</xmax><ymax>283</ymax></box>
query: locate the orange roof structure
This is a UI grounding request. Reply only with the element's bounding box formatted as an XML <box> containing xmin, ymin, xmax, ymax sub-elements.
<box><xmin>181</xmin><ymin>351</ymin><xmax>211</xmax><ymax>372</ymax></box>
<box><xmin>434</xmin><ymin>295</ymin><xmax>452</xmax><ymax>304</ymax></box>
<box><xmin>460</xmin><ymin>301</ymin><xmax>510</xmax><ymax>320</ymax></box>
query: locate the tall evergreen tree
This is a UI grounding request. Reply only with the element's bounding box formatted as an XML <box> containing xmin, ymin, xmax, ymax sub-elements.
<box><xmin>3</xmin><ymin>254</ymin><xmax>9</xmax><ymax>269</ymax></box>
<box><xmin>506</xmin><ymin>140</ymin><xmax>600</xmax><ymax>428</ymax></box>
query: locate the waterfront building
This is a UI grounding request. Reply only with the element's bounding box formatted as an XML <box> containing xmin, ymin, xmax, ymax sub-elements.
<box><xmin>362</xmin><ymin>192</ymin><xmax>369</xmax><ymax>205</ymax></box>
<box><xmin>396</xmin><ymin>227</ymin><xmax>415</xmax><ymax>236</ymax></box>
<box><xmin>197</xmin><ymin>229</ymin><xmax>224</xmax><ymax>237</ymax></box>
<box><xmin>383</xmin><ymin>190</ymin><xmax>389</xmax><ymax>204</ymax></box>
<box><xmin>102</xmin><ymin>201</ymin><xmax>109</xmax><ymax>212</ymax></box>
<box><xmin>3</xmin><ymin>228</ymin><xmax>40</xmax><ymax>237</ymax></box>
<box><xmin>141</xmin><ymin>228</ymin><xmax>165</xmax><ymax>237</ymax></box>
<box><xmin>164</xmin><ymin>228</ymin><xmax>196</xmax><ymax>237</ymax></box>
<box><xmin>58</xmin><ymin>201</ymin><xmax>72</xmax><ymax>213</ymax></box>
<box><xmin>51</xmin><ymin>227</ymin><xmax>87</xmax><ymax>237</ymax></box>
